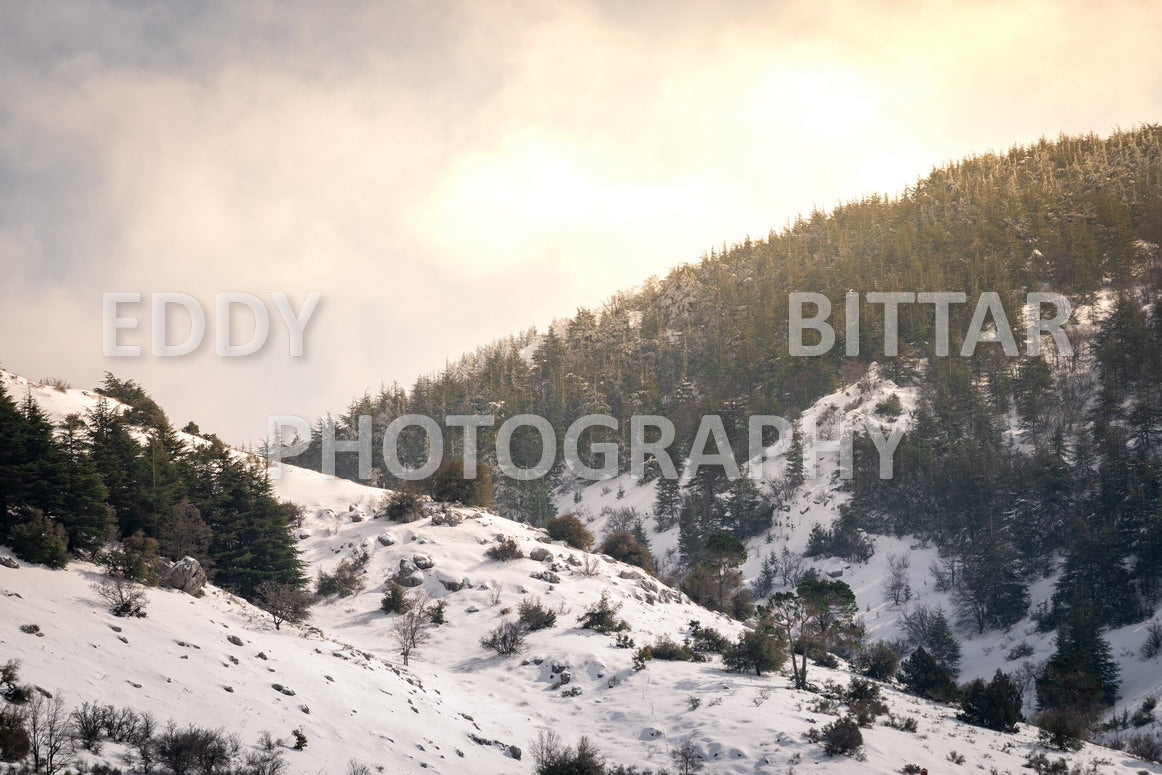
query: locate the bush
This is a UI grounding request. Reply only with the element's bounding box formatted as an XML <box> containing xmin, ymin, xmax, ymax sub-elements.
<box><xmin>844</xmin><ymin>678</ymin><xmax>888</xmax><ymax>726</ymax></box>
<box><xmin>518</xmin><ymin>598</ymin><xmax>557</xmax><ymax>631</ymax></box>
<box><xmin>72</xmin><ymin>702</ymin><xmax>106</xmax><ymax>752</ymax></box>
<box><xmin>817</xmin><ymin>716</ymin><xmax>863</xmax><ymax>756</ymax></box>
<box><xmin>154</xmin><ymin>722</ymin><xmax>240</xmax><ymax>775</ymax></box>
<box><xmin>425</xmin><ymin>456</ymin><xmax>493</xmax><ymax>507</ymax></box>
<box><xmin>1126</xmin><ymin>731</ymin><xmax>1162</xmax><ymax>764</ymax></box>
<box><xmin>547</xmin><ymin>515</ymin><xmax>594</xmax><ymax>550</ymax></box>
<box><xmin>254</xmin><ymin>580</ymin><xmax>312</xmax><ymax>630</ymax></box>
<box><xmin>9</xmin><ymin>510</ymin><xmax>69</xmax><ymax>569</ymax></box>
<box><xmin>532</xmin><ymin>731</ymin><xmax>604</xmax><ymax>775</ymax></box>
<box><xmin>380</xmin><ymin>581</ymin><xmax>413</xmax><ymax>614</ymax></box>
<box><xmin>1141</xmin><ymin>622</ymin><xmax>1162</xmax><ymax>660</ymax></box>
<box><xmin>958</xmin><ymin>670</ymin><xmax>1023</xmax><ymax>732</ymax></box>
<box><xmin>578</xmin><ymin>591</ymin><xmax>628</xmax><ymax>634</ymax></box>
<box><xmin>1035</xmin><ymin>707</ymin><xmax>1088</xmax><ymax>751</ymax></box>
<box><xmin>0</xmin><ymin>706</ymin><xmax>30</xmax><ymax>763</ymax></box>
<box><xmin>100</xmin><ymin>531</ymin><xmax>161</xmax><ymax>584</ymax></box>
<box><xmin>649</xmin><ymin>637</ymin><xmax>698</xmax><ymax>662</ymax></box>
<box><xmin>599</xmin><ymin>530</ymin><xmax>655</xmax><ymax>574</ymax></box>
<box><xmin>315</xmin><ymin>558</ymin><xmax>365</xmax><ymax>598</ymax></box>
<box><xmin>427</xmin><ymin>600</ymin><xmax>448</xmax><ymax>625</ymax></box>
<box><xmin>0</xmin><ymin>661</ymin><xmax>30</xmax><ymax>704</ymax></box>
<box><xmin>854</xmin><ymin>641</ymin><xmax>900</xmax><ymax>680</ymax></box>
<box><xmin>481</xmin><ymin>621</ymin><xmax>527</xmax><ymax>656</ymax></box>
<box><xmin>486</xmin><ymin>538</ymin><xmax>524</xmax><ymax>562</ymax></box>
<box><xmin>723</xmin><ymin>625</ymin><xmax>786</xmax><ymax>676</ymax></box>
<box><xmin>94</xmin><ymin>576</ymin><xmax>148</xmax><ymax>617</ymax></box>
<box><xmin>688</xmin><ymin>622</ymin><xmax>730</xmax><ymax>655</ymax></box>
<box><xmin>384</xmin><ymin>491</ymin><xmax>424</xmax><ymax>522</ymax></box>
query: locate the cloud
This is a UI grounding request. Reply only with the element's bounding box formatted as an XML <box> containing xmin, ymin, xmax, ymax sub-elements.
<box><xmin>0</xmin><ymin>0</ymin><xmax>1160</xmax><ymax>443</ymax></box>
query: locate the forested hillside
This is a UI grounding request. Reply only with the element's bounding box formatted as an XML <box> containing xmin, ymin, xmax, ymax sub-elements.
<box><xmin>291</xmin><ymin>127</ymin><xmax>1162</xmax><ymax>744</ymax></box>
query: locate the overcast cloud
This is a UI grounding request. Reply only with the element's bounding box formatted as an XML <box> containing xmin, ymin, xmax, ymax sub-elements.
<box><xmin>1</xmin><ymin>0</ymin><xmax>1160</xmax><ymax>444</ymax></box>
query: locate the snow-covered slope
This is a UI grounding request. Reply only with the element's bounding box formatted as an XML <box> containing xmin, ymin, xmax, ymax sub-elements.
<box><xmin>2</xmin><ymin>368</ymin><xmax>1161</xmax><ymax>773</ymax></box>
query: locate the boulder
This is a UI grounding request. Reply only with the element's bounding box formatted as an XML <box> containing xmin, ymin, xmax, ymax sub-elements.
<box><xmin>618</xmin><ymin>569</ymin><xmax>644</xmax><ymax>581</ymax></box>
<box><xmin>528</xmin><ymin>547</ymin><xmax>553</xmax><ymax>562</ymax></box>
<box><xmin>398</xmin><ymin>558</ymin><xmax>417</xmax><ymax>575</ymax></box>
<box><xmin>0</xmin><ymin>556</ymin><xmax>19</xmax><ymax>569</ymax></box>
<box><xmin>377</xmin><ymin>534</ymin><xmax>395</xmax><ymax>547</ymax></box>
<box><xmin>531</xmin><ymin>571</ymin><xmax>560</xmax><ymax>584</ymax></box>
<box><xmin>395</xmin><ymin>572</ymin><xmax>424</xmax><ymax>588</ymax></box>
<box><xmin>163</xmin><ymin>557</ymin><xmax>207</xmax><ymax>596</ymax></box>
<box><xmin>430</xmin><ymin>510</ymin><xmax>463</xmax><ymax>527</ymax></box>
<box><xmin>413</xmin><ymin>553</ymin><xmax>435</xmax><ymax>570</ymax></box>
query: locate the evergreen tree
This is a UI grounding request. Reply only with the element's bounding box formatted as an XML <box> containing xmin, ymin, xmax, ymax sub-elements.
<box><xmin>899</xmin><ymin>647</ymin><xmax>959</xmax><ymax>702</ymax></box>
<box><xmin>653</xmin><ymin>472</ymin><xmax>681</xmax><ymax>531</ymax></box>
<box><xmin>959</xmin><ymin>670</ymin><xmax>1023</xmax><ymax>732</ymax></box>
<box><xmin>55</xmin><ymin>415</ymin><xmax>112</xmax><ymax>553</ymax></box>
<box><xmin>1037</xmin><ymin>601</ymin><xmax>1120</xmax><ymax>718</ymax></box>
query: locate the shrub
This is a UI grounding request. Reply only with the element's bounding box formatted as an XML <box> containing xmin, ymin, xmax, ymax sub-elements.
<box><xmin>427</xmin><ymin>600</ymin><xmax>448</xmax><ymax>625</ymax></box>
<box><xmin>315</xmin><ymin>558</ymin><xmax>365</xmax><ymax>598</ymax></box>
<box><xmin>9</xmin><ymin>510</ymin><xmax>69</xmax><ymax>569</ymax></box>
<box><xmin>486</xmin><ymin>538</ymin><xmax>524</xmax><ymax>562</ymax></box>
<box><xmin>0</xmin><ymin>661</ymin><xmax>30</xmax><ymax>704</ymax></box>
<box><xmin>1035</xmin><ymin>707</ymin><xmax>1088</xmax><ymax>751</ymax></box>
<box><xmin>384</xmin><ymin>491</ymin><xmax>424</xmax><ymax>522</ymax></box>
<box><xmin>18</xmin><ymin>624</ymin><xmax>40</xmax><ymax>635</ymax></box>
<box><xmin>100</xmin><ymin>531</ymin><xmax>161</xmax><ymax>584</ymax></box>
<box><xmin>380</xmin><ymin>581</ymin><xmax>413</xmax><ymax>614</ymax></box>
<box><xmin>1141</xmin><ymin>622</ymin><xmax>1162</xmax><ymax>660</ymax></box>
<box><xmin>958</xmin><ymin>670</ymin><xmax>1023</xmax><ymax>732</ymax></box>
<box><xmin>1126</xmin><ymin>731</ymin><xmax>1162</xmax><ymax>764</ymax></box>
<box><xmin>599</xmin><ymin>530</ymin><xmax>654</xmax><ymax>574</ymax></box>
<box><xmin>0</xmin><ymin>706</ymin><xmax>30</xmax><ymax>763</ymax></box>
<box><xmin>1006</xmin><ymin>641</ymin><xmax>1036</xmax><ymax>661</ymax></box>
<box><xmin>844</xmin><ymin>678</ymin><xmax>888</xmax><ymax>726</ymax></box>
<box><xmin>154</xmin><ymin>722</ymin><xmax>241</xmax><ymax>774</ymax></box>
<box><xmin>854</xmin><ymin>641</ymin><xmax>900</xmax><ymax>680</ymax></box>
<box><xmin>688</xmin><ymin>622</ymin><xmax>729</xmax><ymax>655</ymax></box>
<box><xmin>254</xmin><ymin>581</ymin><xmax>312</xmax><ymax>630</ymax></box>
<box><xmin>723</xmin><ymin>625</ymin><xmax>786</xmax><ymax>676</ymax></box>
<box><xmin>547</xmin><ymin>515</ymin><xmax>594</xmax><ymax>550</ymax></box>
<box><xmin>481</xmin><ymin>621</ymin><xmax>527</xmax><ymax>656</ymax></box>
<box><xmin>518</xmin><ymin>598</ymin><xmax>557</xmax><ymax>631</ymax></box>
<box><xmin>94</xmin><ymin>576</ymin><xmax>148</xmax><ymax>618</ymax></box>
<box><xmin>649</xmin><ymin>637</ymin><xmax>698</xmax><ymax>662</ymax></box>
<box><xmin>532</xmin><ymin>731</ymin><xmax>604</xmax><ymax>775</ymax></box>
<box><xmin>425</xmin><ymin>456</ymin><xmax>494</xmax><ymax>507</ymax></box>
<box><xmin>578</xmin><ymin>591</ymin><xmax>628</xmax><ymax>634</ymax></box>
<box><xmin>72</xmin><ymin>702</ymin><xmax>106</xmax><ymax>752</ymax></box>
<box><xmin>817</xmin><ymin>716</ymin><xmax>863</xmax><ymax>756</ymax></box>
<box><xmin>292</xmin><ymin>729</ymin><xmax>307</xmax><ymax>751</ymax></box>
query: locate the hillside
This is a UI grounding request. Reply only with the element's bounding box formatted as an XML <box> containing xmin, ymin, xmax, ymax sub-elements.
<box><xmin>2</xmin><ymin>369</ymin><xmax>1161</xmax><ymax>774</ymax></box>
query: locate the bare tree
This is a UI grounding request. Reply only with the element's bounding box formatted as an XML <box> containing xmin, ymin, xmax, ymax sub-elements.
<box><xmin>26</xmin><ymin>693</ymin><xmax>74</xmax><ymax>775</ymax></box>
<box><xmin>391</xmin><ymin>592</ymin><xmax>432</xmax><ymax>666</ymax></box>
<box><xmin>255</xmin><ymin>581</ymin><xmax>312</xmax><ymax>630</ymax></box>
<box><xmin>670</xmin><ymin>734</ymin><xmax>705</xmax><ymax>774</ymax></box>
<box><xmin>883</xmin><ymin>553</ymin><xmax>912</xmax><ymax>606</ymax></box>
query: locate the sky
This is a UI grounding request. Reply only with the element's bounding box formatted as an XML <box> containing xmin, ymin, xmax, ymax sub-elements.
<box><xmin>1</xmin><ymin>0</ymin><xmax>1161</xmax><ymax>446</ymax></box>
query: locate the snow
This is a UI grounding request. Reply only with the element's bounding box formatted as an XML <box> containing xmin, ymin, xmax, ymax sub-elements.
<box><xmin>2</xmin><ymin>354</ymin><xmax>1161</xmax><ymax>773</ymax></box>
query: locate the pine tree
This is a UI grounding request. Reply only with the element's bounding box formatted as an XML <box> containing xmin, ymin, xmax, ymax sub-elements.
<box><xmin>959</xmin><ymin>670</ymin><xmax>1023</xmax><ymax>732</ymax></box>
<box><xmin>899</xmin><ymin>647</ymin><xmax>958</xmax><ymax>702</ymax></box>
<box><xmin>0</xmin><ymin>381</ymin><xmax>27</xmax><ymax>534</ymax></box>
<box><xmin>55</xmin><ymin>415</ymin><xmax>112</xmax><ymax>553</ymax></box>
<box><xmin>1037</xmin><ymin>601</ymin><xmax>1120</xmax><ymax>718</ymax></box>
<box><xmin>653</xmin><ymin>473</ymin><xmax>681</xmax><ymax>531</ymax></box>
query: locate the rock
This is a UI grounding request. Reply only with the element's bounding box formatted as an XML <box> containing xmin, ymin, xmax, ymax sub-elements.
<box><xmin>508</xmin><ymin>745</ymin><xmax>522</xmax><ymax>760</ymax></box>
<box><xmin>618</xmin><ymin>569</ymin><xmax>644</xmax><ymax>581</ymax></box>
<box><xmin>377</xmin><ymin>534</ymin><xmax>395</xmax><ymax>547</ymax></box>
<box><xmin>163</xmin><ymin>557</ymin><xmax>207</xmax><ymax>596</ymax></box>
<box><xmin>550</xmin><ymin>660</ymin><xmax>568</xmax><ymax>674</ymax></box>
<box><xmin>436</xmin><ymin>571</ymin><xmax>469</xmax><ymax>592</ymax></box>
<box><xmin>531</xmin><ymin>571</ymin><xmax>560</xmax><ymax>584</ymax></box>
<box><xmin>398</xmin><ymin>559</ymin><xmax>417</xmax><ymax>575</ymax></box>
<box><xmin>395</xmin><ymin>572</ymin><xmax>424</xmax><ymax>588</ymax></box>
<box><xmin>227</xmin><ymin>635</ymin><xmax>244</xmax><ymax>647</ymax></box>
<box><xmin>528</xmin><ymin>547</ymin><xmax>553</xmax><ymax>562</ymax></box>
<box><xmin>412</xmin><ymin>553</ymin><xmax>435</xmax><ymax>570</ymax></box>
<box><xmin>827</xmin><ymin>569</ymin><xmax>844</xmax><ymax>578</ymax></box>
<box><xmin>0</xmin><ymin>556</ymin><xmax>19</xmax><ymax>569</ymax></box>
<box><xmin>565</xmin><ymin>555</ymin><xmax>582</xmax><ymax>567</ymax></box>
<box><xmin>430</xmin><ymin>511</ymin><xmax>463</xmax><ymax>527</ymax></box>
<box><xmin>466</xmin><ymin>606</ymin><xmax>480</xmax><ymax>613</ymax></box>
<box><xmin>224</xmin><ymin>686</ymin><xmax>234</xmax><ymax>693</ymax></box>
